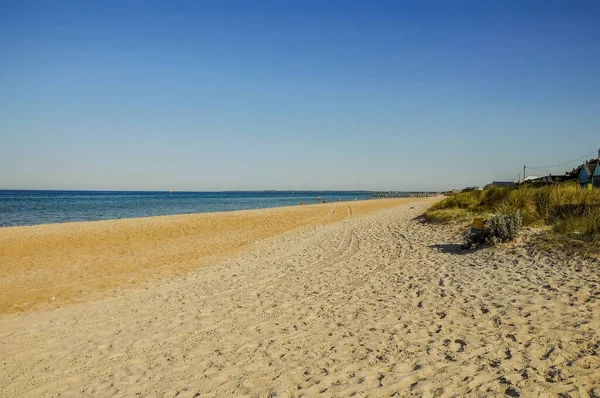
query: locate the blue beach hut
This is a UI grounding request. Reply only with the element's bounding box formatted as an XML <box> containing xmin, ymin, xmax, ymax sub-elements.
<box><xmin>578</xmin><ymin>160</ymin><xmax>600</xmax><ymax>189</ymax></box>
<box><xmin>593</xmin><ymin>162</ymin><xmax>600</xmax><ymax>188</ymax></box>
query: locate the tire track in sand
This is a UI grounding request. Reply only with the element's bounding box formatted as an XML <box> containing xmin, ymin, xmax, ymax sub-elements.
<box><xmin>1</xmin><ymin>206</ymin><xmax>353</xmax><ymax>342</ymax></box>
<box><xmin>12</xmin><ymin>207</ymin><xmax>418</xmax><ymax>397</ymax></box>
<box><xmin>14</xmin><ymin>224</ymin><xmax>363</xmax><ymax>395</ymax></box>
<box><xmin>53</xmin><ymin>218</ymin><xmax>412</xmax><ymax>391</ymax></box>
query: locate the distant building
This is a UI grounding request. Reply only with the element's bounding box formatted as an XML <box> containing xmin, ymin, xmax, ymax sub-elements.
<box><xmin>523</xmin><ymin>174</ymin><xmax>572</xmax><ymax>184</ymax></box>
<box><xmin>522</xmin><ymin>176</ymin><xmax>539</xmax><ymax>182</ymax></box>
<box><xmin>485</xmin><ymin>181</ymin><xmax>516</xmax><ymax>189</ymax></box>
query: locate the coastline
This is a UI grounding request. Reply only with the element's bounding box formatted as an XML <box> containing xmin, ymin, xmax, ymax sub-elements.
<box><xmin>0</xmin><ymin>197</ymin><xmax>427</xmax><ymax>315</ymax></box>
<box><xmin>1</xmin><ymin>198</ymin><xmax>598</xmax><ymax>396</ymax></box>
<box><xmin>0</xmin><ymin>190</ymin><xmax>382</xmax><ymax>228</ymax></box>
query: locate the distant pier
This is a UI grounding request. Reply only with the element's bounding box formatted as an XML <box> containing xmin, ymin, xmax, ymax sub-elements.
<box><xmin>372</xmin><ymin>191</ymin><xmax>438</xmax><ymax>198</ymax></box>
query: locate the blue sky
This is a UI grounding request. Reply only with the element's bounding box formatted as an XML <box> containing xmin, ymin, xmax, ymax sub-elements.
<box><xmin>1</xmin><ymin>0</ymin><xmax>598</xmax><ymax>191</ymax></box>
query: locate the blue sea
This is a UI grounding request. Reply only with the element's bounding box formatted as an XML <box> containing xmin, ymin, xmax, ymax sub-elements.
<box><xmin>0</xmin><ymin>190</ymin><xmax>373</xmax><ymax>227</ymax></box>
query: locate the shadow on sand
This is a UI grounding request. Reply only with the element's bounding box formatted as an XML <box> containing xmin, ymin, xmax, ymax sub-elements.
<box><xmin>413</xmin><ymin>214</ymin><xmax>486</xmax><ymax>255</ymax></box>
<box><xmin>428</xmin><ymin>243</ymin><xmax>471</xmax><ymax>255</ymax></box>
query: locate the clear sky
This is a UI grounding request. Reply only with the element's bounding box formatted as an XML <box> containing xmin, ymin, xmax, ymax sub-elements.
<box><xmin>1</xmin><ymin>0</ymin><xmax>598</xmax><ymax>191</ymax></box>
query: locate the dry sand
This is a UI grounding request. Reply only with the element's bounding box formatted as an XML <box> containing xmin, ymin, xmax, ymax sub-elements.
<box><xmin>0</xmin><ymin>198</ymin><xmax>406</xmax><ymax>315</ymax></box>
<box><xmin>1</xmin><ymin>199</ymin><xmax>599</xmax><ymax>397</ymax></box>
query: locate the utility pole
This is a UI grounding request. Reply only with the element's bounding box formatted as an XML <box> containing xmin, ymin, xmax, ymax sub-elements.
<box><xmin>523</xmin><ymin>165</ymin><xmax>526</xmax><ymax>182</ymax></box>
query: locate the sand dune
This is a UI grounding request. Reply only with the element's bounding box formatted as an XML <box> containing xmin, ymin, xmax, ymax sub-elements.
<box><xmin>1</xmin><ymin>199</ymin><xmax>599</xmax><ymax>397</ymax></box>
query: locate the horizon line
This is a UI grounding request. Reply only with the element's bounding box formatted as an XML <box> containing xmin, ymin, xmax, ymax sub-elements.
<box><xmin>0</xmin><ymin>188</ymin><xmax>442</xmax><ymax>193</ymax></box>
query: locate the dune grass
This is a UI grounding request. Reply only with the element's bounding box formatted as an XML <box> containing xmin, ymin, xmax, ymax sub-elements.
<box><xmin>426</xmin><ymin>183</ymin><xmax>600</xmax><ymax>252</ymax></box>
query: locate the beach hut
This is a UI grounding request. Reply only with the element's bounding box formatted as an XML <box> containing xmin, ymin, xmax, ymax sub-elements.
<box><xmin>578</xmin><ymin>163</ymin><xmax>592</xmax><ymax>189</ymax></box>
<box><xmin>578</xmin><ymin>160</ymin><xmax>600</xmax><ymax>189</ymax></box>
<box><xmin>593</xmin><ymin>162</ymin><xmax>600</xmax><ymax>188</ymax></box>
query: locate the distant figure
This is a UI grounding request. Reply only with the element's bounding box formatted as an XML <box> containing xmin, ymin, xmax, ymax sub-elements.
<box><xmin>300</xmin><ymin>202</ymin><xmax>304</xmax><ymax>205</ymax></box>
<box><xmin>323</xmin><ymin>199</ymin><xmax>327</xmax><ymax>203</ymax></box>
<box><xmin>317</xmin><ymin>195</ymin><xmax>321</xmax><ymax>203</ymax></box>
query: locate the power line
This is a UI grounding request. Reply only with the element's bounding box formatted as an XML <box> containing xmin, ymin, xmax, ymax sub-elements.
<box><xmin>527</xmin><ymin>151</ymin><xmax>597</xmax><ymax>170</ymax></box>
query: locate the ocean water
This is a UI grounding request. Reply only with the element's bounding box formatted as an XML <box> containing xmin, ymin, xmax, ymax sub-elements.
<box><xmin>0</xmin><ymin>190</ymin><xmax>373</xmax><ymax>227</ymax></box>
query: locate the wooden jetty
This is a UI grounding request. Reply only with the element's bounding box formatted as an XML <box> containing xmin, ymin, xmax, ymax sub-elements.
<box><xmin>372</xmin><ymin>191</ymin><xmax>439</xmax><ymax>198</ymax></box>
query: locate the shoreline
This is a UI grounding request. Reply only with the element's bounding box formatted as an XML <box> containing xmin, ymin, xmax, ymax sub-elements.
<box><xmin>0</xmin><ymin>197</ymin><xmax>383</xmax><ymax>231</ymax></box>
<box><xmin>0</xmin><ymin>197</ymin><xmax>432</xmax><ymax>315</ymax></box>
<box><xmin>0</xmin><ymin>190</ymin><xmax>394</xmax><ymax>228</ymax></box>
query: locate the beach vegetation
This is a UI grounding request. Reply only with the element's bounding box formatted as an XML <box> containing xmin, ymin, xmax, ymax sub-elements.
<box><xmin>427</xmin><ymin>183</ymin><xmax>600</xmax><ymax>252</ymax></box>
<box><xmin>464</xmin><ymin>212</ymin><xmax>522</xmax><ymax>249</ymax></box>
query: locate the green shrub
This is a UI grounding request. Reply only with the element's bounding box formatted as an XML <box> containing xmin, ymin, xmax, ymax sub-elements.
<box><xmin>464</xmin><ymin>212</ymin><xmax>522</xmax><ymax>249</ymax></box>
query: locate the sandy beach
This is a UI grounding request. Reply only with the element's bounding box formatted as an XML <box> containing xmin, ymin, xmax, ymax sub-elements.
<box><xmin>1</xmin><ymin>199</ymin><xmax>599</xmax><ymax>397</ymax></box>
<box><xmin>0</xmin><ymin>198</ymin><xmax>407</xmax><ymax>315</ymax></box>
